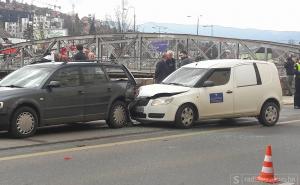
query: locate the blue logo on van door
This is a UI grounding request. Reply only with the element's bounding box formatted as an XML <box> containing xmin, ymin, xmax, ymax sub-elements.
<box><xmin>210</xmin><ymin>93</ymin><xmax>224</xmax><ymax>103</ymax></box>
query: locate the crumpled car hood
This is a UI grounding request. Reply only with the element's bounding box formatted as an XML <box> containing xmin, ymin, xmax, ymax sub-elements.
<box><xmin>138</xmin><ymin>84</ymin><xmax>190</xmax><ymax>98</ymax></box>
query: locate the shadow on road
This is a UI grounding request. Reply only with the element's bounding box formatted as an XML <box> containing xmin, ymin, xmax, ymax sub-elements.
<box><xmin>0</xmin><ymin>118</ymin><xmax>259</xmax><ymax>139</ymax></box>
<box><xmin>134</xmin><ymin>118</ymin><xmax>259</xmax><ymax>130</ymax></box>
<box><xmin>0</xmin><ymin>122</ymin><xmax>109</xmax><ymax>139</ymax></box>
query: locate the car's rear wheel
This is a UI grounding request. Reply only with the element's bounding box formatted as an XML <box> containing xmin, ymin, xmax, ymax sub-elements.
<box><xmin>10</xmin><ymin>106</ymin><xmax>38</xmax><ymax>138</ymax></box>
<box><xmin>107</xmin><ymin>101</ymin><xmax>128</xmax><ymax>128</ymax></box>
<box><xmin>258</xmin><ymin>102</ymin><xmax>279</xmax><ymax>126</ymax></box>
<box><xmin>175</xmin><ymin>104</ymin><xmax>195</xmax><ymax>128</ymax></box>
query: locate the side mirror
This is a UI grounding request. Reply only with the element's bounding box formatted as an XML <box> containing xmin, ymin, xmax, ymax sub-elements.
<box><xmin>202</xmin><ymin>81</ymin><xmax>215</xmax><ymax>87</ymax></box>
<box><xmin>47</xmin><ymin>81</ymin><xmax>61</xmax><ymax>88</ymax></box>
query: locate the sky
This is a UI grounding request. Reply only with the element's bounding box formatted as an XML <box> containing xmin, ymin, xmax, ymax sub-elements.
<box><xmin>23</xmin><ymin>0</ymin><xmax>300</xmax><ymax>32</ymax></box>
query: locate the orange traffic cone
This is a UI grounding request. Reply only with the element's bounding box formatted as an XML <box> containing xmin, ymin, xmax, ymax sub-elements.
<box><xmin>256</xmin><ymin>145</ymin><xmax>279</xmax><ymax>183</ymax></box>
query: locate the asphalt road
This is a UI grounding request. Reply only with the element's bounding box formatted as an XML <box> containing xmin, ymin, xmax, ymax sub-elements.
<box><xmin>0</xmin><ymin>106</ymin><xmax>299</xmax><ymax>185</ymax></box>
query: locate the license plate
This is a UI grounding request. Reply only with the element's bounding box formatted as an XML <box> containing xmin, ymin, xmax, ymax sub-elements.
<box><xmin>135</xmin><ymin>106</ymin><xmax>144</xmax><ymax>112</ymax></box>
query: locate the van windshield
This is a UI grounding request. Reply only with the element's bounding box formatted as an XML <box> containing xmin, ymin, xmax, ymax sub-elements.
<box><xmin>162</xmin><ymin>67</ymin><xmax>208</xmax><ymax>87</ymax></box>
<box><xmin>0</xmin><ymin>66</ymin><xmax>53</xmax><ymax>88</ymax></box>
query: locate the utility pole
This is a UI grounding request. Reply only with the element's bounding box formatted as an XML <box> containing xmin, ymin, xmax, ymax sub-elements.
<box><xmin>187</xmin><ymin>15</ymin><xmax>202</xmax><ymax>35</ymax></box>
<box><xmin>203</xmin><ymin>25</ymin><xmax>214</xmax><ymax>36</ymax></box>
<box><xmin>196</xmin><ymin>17</ymin><xmax>199</xmax><ymax>35</ymax></box>
<box><xmin>133</xmin><ymin>8</ymin><xmax>136</xmax><ymax>32</ymax></box>
<box><xmin>121</xmin><ymin>0</ymin><xmax>124</xmax><ymax>32</ymax></box>
<box><xmin>152</xmin><ymin>25</ymin><xmax>167</xmax><ymax>33</ymax></box>
<box><xmin>123</xmin><ymin>6</ymin><xmax>136</xmax><ymax>32</ymax></box>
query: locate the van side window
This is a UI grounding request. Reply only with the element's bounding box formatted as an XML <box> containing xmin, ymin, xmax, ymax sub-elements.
<box><xmin>235</xmin><ymin>65</ymin><xmax>257</xmax><ymax>87</ymax></box>
<box><xmin>206</xmin><ymin>68</ymin><xmax>231</xmax><ymax>86</ymax></box>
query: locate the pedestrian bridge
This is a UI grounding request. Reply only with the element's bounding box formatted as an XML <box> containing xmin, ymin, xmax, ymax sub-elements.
<box><xmin>0</xmin><ymin>32</ymin><xmax>299</xmax><ymax>78</ymax></box>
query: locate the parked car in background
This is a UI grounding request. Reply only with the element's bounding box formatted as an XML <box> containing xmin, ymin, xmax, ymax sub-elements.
<box><xmin>130</xmin><ymin>59</ymin><xmax>282</xmax><ymax>128</ymax></box>
<box><xmin>0</xmin><ymin>61</ymin><xmax>136</xmax><ymax>138</ymax></box>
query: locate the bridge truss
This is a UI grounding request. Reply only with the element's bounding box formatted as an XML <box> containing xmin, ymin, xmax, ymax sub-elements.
<box><xmin>1</xmin><ymin>32</ymin><xmax>300</xmax><ymax>76</ymax></box>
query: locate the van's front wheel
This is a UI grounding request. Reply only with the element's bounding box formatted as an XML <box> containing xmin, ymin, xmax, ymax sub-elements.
<box><xmin>258</xmin><ymin>102</ymin><xmax>279</xmax><ymax>126</ymax></box>
<box><xmin>175</xmin><ymin>104</ymin><xmax>195</xmax><ymax>128</ymax></box>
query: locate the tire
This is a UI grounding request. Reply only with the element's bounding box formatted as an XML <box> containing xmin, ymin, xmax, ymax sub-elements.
<box><xmin>107</xmin><ymin>101</ymin><xmax>128</xmax><ymax>128</ymax></box>
<box><xmin>10</xmin><ymin>106</ymin><xmax>38</xmax><ymax>138</ymax></box>
<box><xmin>258</xmin><ymin>102</ymin><xmax>279</xmax><ymax>127</ymax></box>
<box><xmin>175</xmin><ymin>104</ymin><xmax>196</xmax><ymax>129</ymax></box>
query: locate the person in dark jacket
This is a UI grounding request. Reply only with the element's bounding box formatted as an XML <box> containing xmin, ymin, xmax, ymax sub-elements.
<box><xmin>294</xmin><ymin>59</ymin><xmax>300</xmax><ymax>109</ymax></box>
<box><xmin>284</xmin><ymin>54</ymin><xmax>295</xmax><ymax>96</ymax></box>
<box><xmin>73</xmin><ymin>44</ymin><xmax>87</xmax><ymax>61</ymax></box>
<box><xmin>154</xmin><ymin>51</ymin><xmax>176</xmax><ymax>83</ymax></box>
<box><xmin>178</xmin><ymin>50</ymin><xmax>193</xmax><ymax>68</ymax></box>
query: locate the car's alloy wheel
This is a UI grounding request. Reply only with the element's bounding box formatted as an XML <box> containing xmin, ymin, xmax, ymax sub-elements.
<box><xmin>10</xmin><ymin>106</ymin><xmax>38</xmax><ymax>138</ymax></box>
<box><xmin>16</xmin><ymin>112</ymin><xmax>35</xmax><ymax>135</ymax></box>
<box><xmin>258</xmin><ymin>102</ymin><xmax>279</xmax><ymax>126</ymax></box>
<box><xmin>175</xmin><ymin>104</ymin><xmax>195</xmax><ymax>128</ymax></box>
<box><xmin>113</xmin><ymin>105</ymin><xmax>127</xmax><ymax>125</ymax></box>
<box><xmin>107</xmin><ymin>101</ymin><xmax>128</xmax><ymax>128</ymax></box>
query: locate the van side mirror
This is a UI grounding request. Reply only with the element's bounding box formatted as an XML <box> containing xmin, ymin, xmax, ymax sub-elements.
<box><xmin>202</xmin><ymin>81</ymin><xmax>215</xmax><ymax>87</ymax></box>
<box><xmin>47</xmin><ymin>81</ymin><xmax>61</xmax><ymax>88</ymax></box>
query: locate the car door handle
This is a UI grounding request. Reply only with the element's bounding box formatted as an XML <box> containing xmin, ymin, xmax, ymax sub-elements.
<box><xmin>226</xmin><ymin>90</ymin><xmax>233</xmax><ymax>94</ymax></box>
<box><xmin>107</xmin><ymin>88</ymin><xmax>112</xmax><ymax>92</ymax></box>
<box><xmin>78</xmin><ymin>90</ymin><xmax>85</xmax><ymax>95</ymax></box>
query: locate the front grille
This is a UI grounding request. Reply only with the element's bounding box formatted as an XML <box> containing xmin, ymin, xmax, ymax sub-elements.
<box><xmin>136</xmin><ymin>98</ymin><xmax>150</xmax><ymax>106</ymax></box>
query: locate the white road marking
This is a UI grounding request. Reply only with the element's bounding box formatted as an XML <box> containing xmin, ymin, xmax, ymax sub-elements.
<box><xmin>278</xmin><ymin>119</ymin><xmax>300</xmax><ymax>125</ymax></box>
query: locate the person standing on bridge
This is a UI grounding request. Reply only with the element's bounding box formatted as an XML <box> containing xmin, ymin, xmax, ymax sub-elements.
<box><xmin>294</xmin><ymin>58</ymin><xmax>300</xmax><ymax>109</ymax></box>
<box><xmin>284</xmin><ymin>54</ymin><xmax>295</xmax><ymax>96</ymax></box>
<box><xmin>154</xmin><ymin>51</ymin><xmax>176</xmax><ymax>83</ymax></box>
<box><xmin>73</xmin><ymin>44</ymin><xmax>88</xmax><ymax>61</ymax></box>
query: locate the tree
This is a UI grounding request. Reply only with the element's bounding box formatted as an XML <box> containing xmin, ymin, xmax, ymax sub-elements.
<box><xmin>62</xmin><ymin>14</ymin><xmax>84</xmax><ymax>36</ymax></box>
<box><xmin>89</xmin><ymin>16</ymin><xmax>96</xmax><ymax>35</ymax></box>
<box><xmin>32</xmin><ymin>22</ymin><xmax>46</xmax><ymax>40</ymax></box>
<box><xmin>23</xmin><ymin>23</ymin><xmax>33</xmax><ymax>40</ymax></box>
<box><xmin>73</xmin><ymin>14</ymin><xmax>84</xmax><ymax>36</ymax></box>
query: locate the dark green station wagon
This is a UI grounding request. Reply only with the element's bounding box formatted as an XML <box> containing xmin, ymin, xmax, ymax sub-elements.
<box><xmin>0</xmin><ymin>61</ymin><xmax>137</xmax><ymax>138</ymax></box>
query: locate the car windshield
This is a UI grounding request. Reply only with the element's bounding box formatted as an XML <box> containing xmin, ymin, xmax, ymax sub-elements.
<box><xmin>162</xmin><ymin>67</ymin><xmax>208</xmax><ymax>87</ymax></box>
<box><xmin>0</xmin><ymin>66</ymin><xmax>54</xmax><ymax>88</ymax></box>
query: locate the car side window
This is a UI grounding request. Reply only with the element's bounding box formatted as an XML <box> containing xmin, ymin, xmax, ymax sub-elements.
<box><xmin>104</xmin><ymin>66</ymin><xmax>129</xmax><ymax>81</ymax></box>
<box><xmin>206</xmin><ymin>68</ymin><xmax>231</xmax><ymax>86</ymax></box>
<box><xmin>235</xmin><ymin>64</ymin><xmax>257</xmax><ymax>87</ymax></box>
<box><xmin>52</xmin><ymin>67</ymin><xmax>80</xmax><ymax>87</ymax></box>
<box><xmin>81</xmin><ymin>66</ymin><xmax>107</xmax><ymax>85</ymax></box>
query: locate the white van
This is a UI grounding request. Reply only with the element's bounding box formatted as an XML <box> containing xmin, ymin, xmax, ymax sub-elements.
<box><xmin>130</xmin><ymin>59</ymin><xmax>282</xmax><ymax>128</ymax></box>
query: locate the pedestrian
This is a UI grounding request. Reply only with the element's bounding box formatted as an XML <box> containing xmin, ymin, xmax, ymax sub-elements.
<box><xmin>178</xmin><ymin>50</ymin><xmax>193</xmax><ymax>68</ymax></box>
<box><xmin>84</xmin><ymin>48</ymin><xmax>96</xmax><ymax>60</ymax></box>
<box><xmin>154</xmin><ymin>51</ymin><xmax>176</xmax><ymax>83</ymax></box>
<box><xmin>165</xmin><ymin>50</ymin><xmax>176</xmax><ymax>73</ymax></box>
<box><xmin>284</xmin><ymin>54</ymin><xmax>295</xmax><ymax>96</ymax></box>
<box><xmin>294</xmin><ymin>58</ymin><xmax>300</xmax><ymax>109</ymax></box>
<box><xmin>73</xmin><ymin>44</ymin><xmax>87</xmax><ymax>61</ymax></box>
<box><xmin>54</xmin><ymin>52</ymin><xmax>62</xmax><ymax>62</ymax></box>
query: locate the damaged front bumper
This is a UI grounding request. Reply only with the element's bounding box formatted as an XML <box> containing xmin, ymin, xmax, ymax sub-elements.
<box><xmin>129</xmin><ymin>97</ymin><xmax>178</xmax><ymax>122</ymax></box>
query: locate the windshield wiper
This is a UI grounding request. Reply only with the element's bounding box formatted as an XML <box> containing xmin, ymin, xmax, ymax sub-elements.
<box><xmin>1</xmin><ymin>85</ymin><xmax>23</xmax><ymax>88</ymax></box>
<box><xmin>164</xmin><ymin>82</ymin><xmax>187</xmax><ymax>86</ymax></box>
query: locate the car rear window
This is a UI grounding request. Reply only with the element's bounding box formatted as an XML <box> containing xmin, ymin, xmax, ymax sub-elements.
<box><xmin>104</xmin><ymin>66</ymin><xmax>129</xmax><ymax>81</ymax></box>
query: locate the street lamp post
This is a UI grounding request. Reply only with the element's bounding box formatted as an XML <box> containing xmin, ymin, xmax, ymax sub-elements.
<box><xmin>203</xmin><ymin>25</ymin><xmax>214</xmax><ymax>36</ymax></box>
<box><xmin>187</xmin><ymin>15</ymin><xmax>202</xmax><ymax>35</ymax></box>
<box><xmin>152</xmin><ymin>25</ymin><xmax>167</xmax><ymax>33</ymax></box>
<box><xmin>124</xmin><ymin>6</ymin><xmax>136</xmax><ymax>32</ymax></box>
